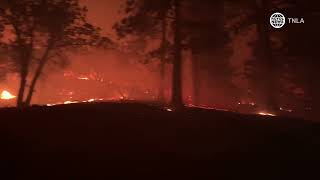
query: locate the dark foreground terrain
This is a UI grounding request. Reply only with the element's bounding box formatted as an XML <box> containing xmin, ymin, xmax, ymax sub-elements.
<box><xmin>0</xmin><ymin>102</ymin><xmax>319</xmax><ymax>179</ymax></box>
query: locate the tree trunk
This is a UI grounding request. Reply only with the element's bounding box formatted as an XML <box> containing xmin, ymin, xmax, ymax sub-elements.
<box><xmin>24</xmin><ymin>63</ymin><xmax>43</xmax><ymax>106</ymax></box>
<box><xmin>17</xmin><ymin>68</ymin><xmax>28</xmax><ymax>108</ymax></box>
<box><xmin>159</xmin><ymin>9</ymin><xmax>167</xmax><ymax>102</ymax></box>
<box><xmin>159</xmin><ymin>61</ymin><xmax>166</xmax><ymax>101</ymax></box>
<box><xmin>17</xmin><ymin>49</ymin><xmax>31</xmax><ymax>108</ymax></box>
<box><xmin>192</xmin><ymin>53</ymin><xmax>201</xmax><ymax>106</ymax></box>
<box><xmin>255</xmin><ymin>0</ymin><xmax>278</xmax><ymax>112</ymax></box>
<box><xmin>171</xmin><ymin>0</ymin><xmax>183</xmax><ymax>109</ymax></box>
<box><xmin>25</xmin><ymin>46</ymin><xmax>52</xmax><ymax>106</ymax></box>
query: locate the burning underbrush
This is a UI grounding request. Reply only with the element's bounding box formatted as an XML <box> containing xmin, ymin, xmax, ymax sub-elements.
<box><xmin>0</xmin><ymin>88</ymin><xmax>293</xmax><ymax>119</ymax></box>
<box><xmin>1</xmin><ymin>90</ymin><xmax>16</xmax><ymax>100</ymax></box>
<box><xmin>0</xmin><ymin>66</ymin><xmax>313</xmax><ymax>120</ymax></box>
<box><xmin>0</xmin><ymin>68</ymin><xmax>159</xmax><ymax>108</ymax></box>
<box><xmin>0</xmin><ymin>50</ymin><xmax>162</xmax><ymax>107</ymax></box>
<box><xmin>0</xmin><ymin>79</ymin><xmax>306</xmax><ymax>119</ymax></box>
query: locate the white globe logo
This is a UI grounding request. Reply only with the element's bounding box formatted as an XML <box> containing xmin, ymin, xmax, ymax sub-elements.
<box><xmin>270</xmin><ymin>12</ymin><xmax>286</xmax><ymax>29</ymax></box>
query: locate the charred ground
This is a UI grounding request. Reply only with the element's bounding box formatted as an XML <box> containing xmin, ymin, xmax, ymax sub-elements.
<box><xmin>0</xmin><ymin>102</ymin><xmax>319</xmax><ymax>179</ymax></box>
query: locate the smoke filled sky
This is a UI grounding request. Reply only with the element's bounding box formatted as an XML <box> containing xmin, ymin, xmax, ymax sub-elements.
<box><xmin>81</xmin><ymin>0</ymin><xmax>124</xmax><ymax>37</ymax></box>
<box><xmin>0</xmin><ymin>0</ymin><xmax>250</xmax><ymax>107</ymax></box>
<box><xmin>80</xmin><ymin>0</ymin><xmax>251</xmax><ymax>87</ymax></box>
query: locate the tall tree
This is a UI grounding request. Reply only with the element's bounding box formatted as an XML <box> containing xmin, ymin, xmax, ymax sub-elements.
<box><xmin>279</xmin><ymin>1</ymin><xmax>320</xmax><ymax>118</ymax></box>
<box><xmin>185</xmin><ymin>0</ymin><xmax>232</xmax><ymax>106</ymax></box>
<box><xmin>159</xmin><ymin>8</ymin><xmax>169</xmax><ymax>101</ymax></box>
<box><xmin>227</xmin><ymin>0</ymin><xmax>284</xmax><ymax>112</ymax></box>
<box><xmin>254</xmin><ymin>0</ymin><xmax>278</xmax><ymax>112</ymax></box>
<box><xmin>116</xmin><ymin>0</ymin><xmax>231</xmax><ymax>109</ymax></box>
<box><xmin>114</xmin><ymin>0</ymin><xmax>173</xmax><ymax>102</ymax></box>
<box><xmin>171</xmin><ymin>0</ymin><xmax>183</xmax><ymax>108</ymax></box>
<box><xmin>229</xmin><ymin>0</ymin><xmax>320</xmax><ymax>116</ymax></box>
<box><xmin>0</xmin><ymin>0</ymin><xmax>111</xmax><ymax>107</ymax></box>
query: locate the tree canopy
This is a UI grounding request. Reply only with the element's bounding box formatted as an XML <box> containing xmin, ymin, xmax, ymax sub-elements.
<box><xmin>0</xmin><ymin>0</ymin><xmax>112</xmax><ymax>107</ymax></box>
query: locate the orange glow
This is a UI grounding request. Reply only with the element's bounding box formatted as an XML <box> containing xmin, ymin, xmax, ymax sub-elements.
<box><xmin>0</xmin><ymin>90</ymin><xmax>16</xmax><ymax>100</ymax></box>
<box><xmin>87</xmin><ymin>99</ymin><xmax>95</xmax><ymax>102</ymax></box>
<box><xmin>280</xmin><ymin>107</ymin><xmax>293</xmax><ymax>113</ymax></box>
<box><xmin>258</xmin><ymin>112</ymin><xmax>276</xmax><ymax>117</ymax></box>
<box><xmin>188</xmin><ymin>104</ymin><xmax>230</xmax><ymax>112</ymax></box>
<box><xmin>64</xmin><ymin>101</ymin><xmax>79</xmax><ymax>105</ymax></box>
<box><xmin>78</xmin><ymin>77</ymin><xmax>90</xmax><ymax>81</ymax></box>
<box><xmin>46</xmin><ymin>98</ymin><xmax>106</xmax><ymax>107</ymax></box>
<box><xmin>165</xmin><ymin>107</ymin><xmax>173</xmax><ymax>112</ymax></box>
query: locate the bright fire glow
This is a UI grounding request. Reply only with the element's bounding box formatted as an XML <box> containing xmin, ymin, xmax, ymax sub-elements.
<box><xmin>63</xmin><ymin>101</ymin><xmax>79</xmax><ymax>105</ymax></box>
<box><xmin>0</xmin><ymin>90</ymin><xmax>16</xmax><ymax>100</ymax></box>
<box><xmin>46</xmin><ymin>98</ymin><xmax>106</xmax><ymax>107</ymax></box>
<box><xmin>77</xmin><ymin>77</ymin><xmax>90</xmax><ymax>81</ymax></box>
<box><xmin>280</xmin><ymin>107</ymin><xmax>293</xmax><ymax>113</ymax></box>
<box><xmin>258</xmin><ymin>112</ymin><xmax>276</xmax><ymax>117</ymax></box>
<box><xmin>165</xmin><ymin>108</ymin><xmax>173</xmax><ymax>112</ymax></box>
<box><xmin>188</xmin><ymin>104</ymin><xmax>230</xmax><ymax>112</ymax></box>
<box><xmin>87</xmin><ymin>99</ymin><xmax>95</xmax><ymax>102</ymax></box>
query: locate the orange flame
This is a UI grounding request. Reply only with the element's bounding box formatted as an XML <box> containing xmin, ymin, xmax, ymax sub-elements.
<box><xmin>0</xmin><ymin>90</ymin><xmax>16</xmax><ymax>100</ymax></box>
<box><xmin>258</xmin><ymin>111</ymin><xmax>276</xmax><ymax>117</ymax></box>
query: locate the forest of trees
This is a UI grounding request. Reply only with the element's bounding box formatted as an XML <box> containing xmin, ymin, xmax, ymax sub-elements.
<box><xmin>114</xmin><ymin>0</ymin><xmax>232</xmax><ymax>109</ymax></box>
<box><xmin>114</xmin><ymin>0</ymin><xmax>320</xmax><ymax>116</ymax></box>
<box><xmin>0</xmin><ymin>0</ymin><xmax>111</xmax><ymax>108</ymax></box>
<box><xmin>0</xmin><ymin>0</ymin><xmax>319</xmax><ymax>119</ymax></box>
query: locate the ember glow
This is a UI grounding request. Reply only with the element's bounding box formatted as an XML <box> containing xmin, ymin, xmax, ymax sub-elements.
<box><xmin>46</xmin><ymin>98</ymin><xmax>107</xmax><ymax>107</ymax></box>
<box><xmin>280</xmin><ymin>107</ymin><xmax>293</xmax><ymax>113</ymax></box>
<box><xmin>78</xmin><ymin>77</ymin><xmax>90</xmax><ymax>81</ymax></box>
<box><xmin>63</xmin><ymin>101</ymin><xmax>79</xmax><ymax>105</ymax></box>
<box><xmin>188</xmin><ymin>104</ymin><xmax>230</xmax><ymax>112</ymax></box>
<box><xmin>0</xmin><ymin>90</ymin><xmax>16</xmax><ymax>100</ymax></box>
<box><xmin>258</xmin><ymin>112</ymin><xmax>276</xmax><ymax>117</ymax></box>
<box><xmin>64</xmin><ymin>71</ymin><xmax>103</xmax><ymax>82</ymax></box>
<box><xmin>165</xmin><ymin>107</ymin><xmax>173</xmax><ymax>112</ymax></box>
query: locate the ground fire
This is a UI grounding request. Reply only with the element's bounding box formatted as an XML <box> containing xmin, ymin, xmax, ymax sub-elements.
<box><xmin>0</xmin><ymin>90</ymin><xmax>16</xmax><ymax>100</ymax></box>
<box><xmin>257</xmin><ymin>111</ymin><xmax>277</xmax><ymax>117</ymax></box>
